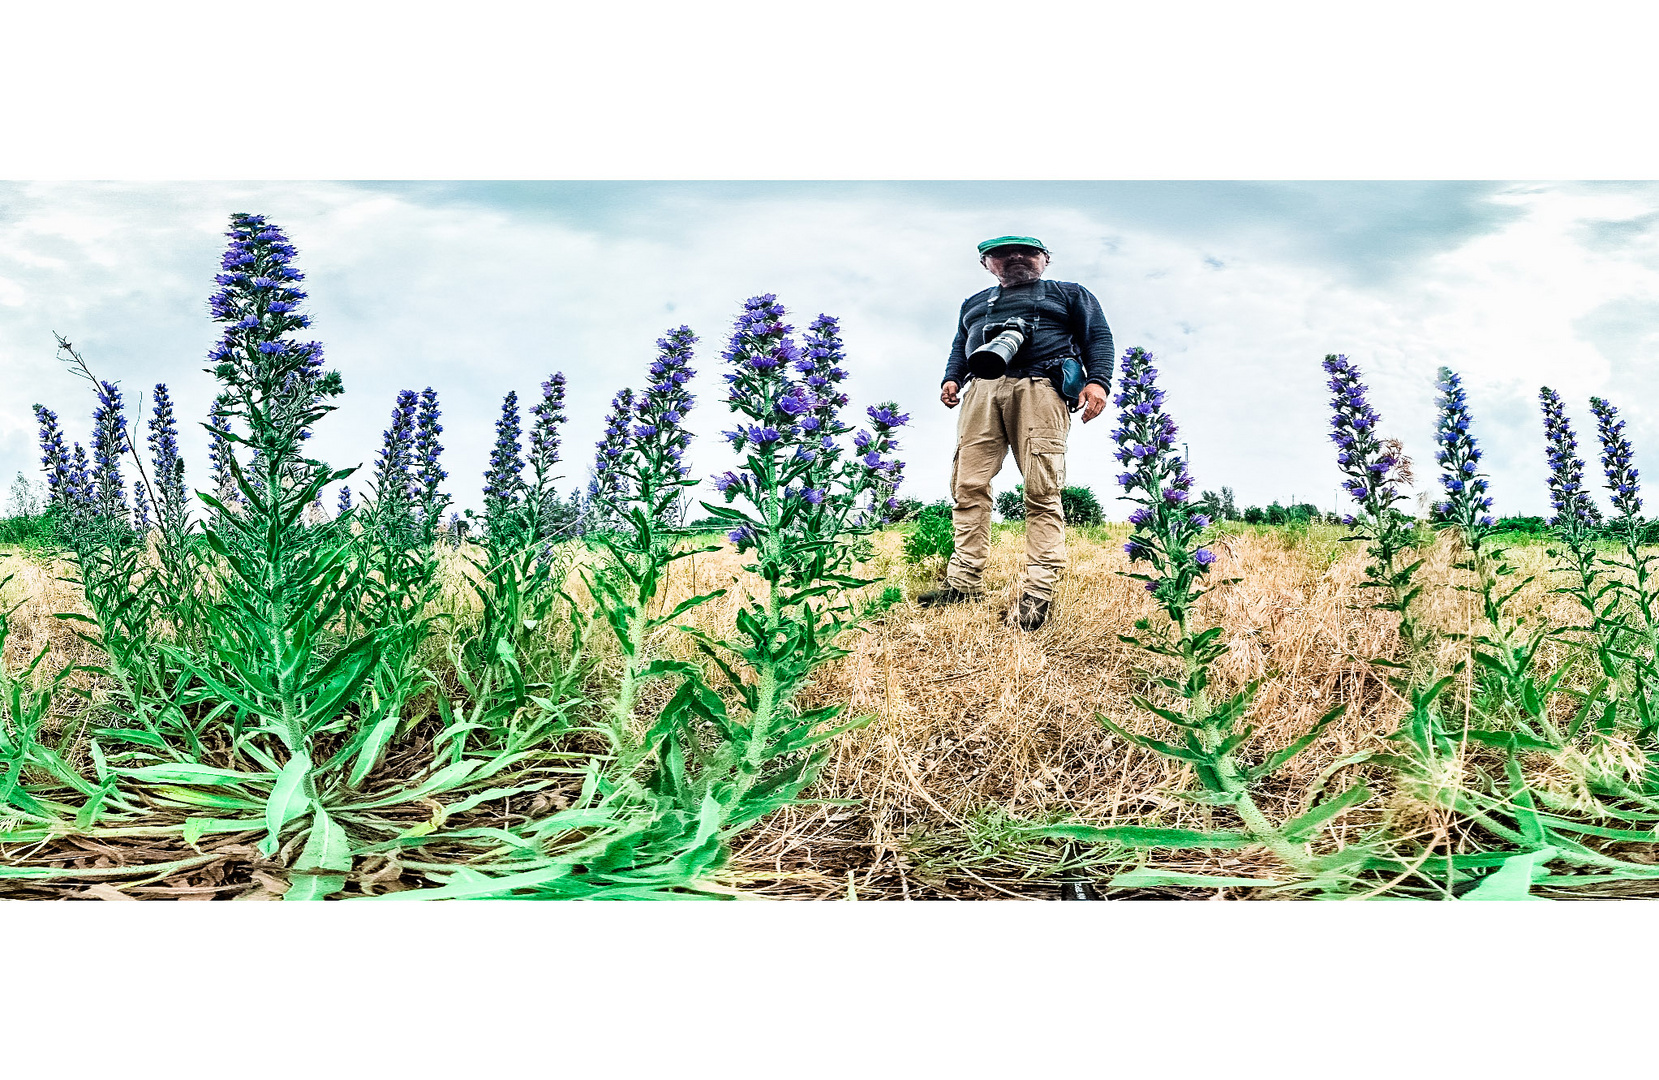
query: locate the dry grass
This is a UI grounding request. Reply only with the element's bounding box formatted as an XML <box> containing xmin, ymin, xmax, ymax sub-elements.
<box><xmin>636</xmin><ymin>524</ymin><xmax>1598</xmax><ymax>898</ymax></box>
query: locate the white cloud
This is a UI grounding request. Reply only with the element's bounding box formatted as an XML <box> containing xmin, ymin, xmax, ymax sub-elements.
<box><xmin>5</xmin><ymin>181</ymin><xmax>1659</xmax><ymax>523</ymax></box>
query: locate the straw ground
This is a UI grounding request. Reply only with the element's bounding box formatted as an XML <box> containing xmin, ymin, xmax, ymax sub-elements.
<box><xmin>0</xmin><ymin>523</ymin><xmax>1626</xmax><ymax>899</ymax></box>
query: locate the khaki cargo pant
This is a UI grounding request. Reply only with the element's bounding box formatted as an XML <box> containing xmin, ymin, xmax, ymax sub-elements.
<box><xmin>945</xmin><ymin>375</ymin><xmax>1071</xmax><ymax>600</ymax></box>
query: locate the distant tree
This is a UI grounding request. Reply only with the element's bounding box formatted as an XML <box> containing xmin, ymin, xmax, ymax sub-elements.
<box><xmin>1060</xmin><ymin>485</ymin><xmax>1104</xmax><ymax>526</ymax></box>
<box><xmin>1242</xmin><ymin>506</ymin><xmax>1265</xmax><ymax>525</ymax></box>
<box><xmin>996</xmin><ymin>485</ymin><xmax>1101</xmax><ymax>525</ymax></box>
<box><xmin>1219</xmin><ymin>486</ymin><xmax>1238</xmax><ymax>520</ymax></box>
<box><xmin>6</xmin><ymin>472</ymin><xmax>41</xmax><ymax>517</ymax></box>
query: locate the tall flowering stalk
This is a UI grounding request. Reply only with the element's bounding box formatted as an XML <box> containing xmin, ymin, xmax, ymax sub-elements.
<box><xmin>584</xmin><ymin>326</ymin><xmax>706</xmax><ymax>755</ymax></box>
<box><xmin>413</xmin><ymin>387</ymin><xmax>447</xmax><ymax>538</ymax></box>
<box><xmin>587</xmin><ymin>387</ymin><xmax>635</xmax><ymax>529</ymax></box>
<box><xmin>686</xmin><ymin>295</ymin><xmax>905</xmax><ymax>818</ymax></box>
<box><xmin>186</xmin><ymin>213</ymin><xmax>373</xmax><ymax>893</ymax></box>
<box><xmin>1429</xmin><ymin>369</ymin><xmax>1547</xmax><ymax>739</ymax></box>
<box><xmin>1432</xmin><ymin>368</ymin><xmax>1494</xmax><ymax>547</ymax></box>
<box><xmin>526</xmin><ymin>373</ymin><xmax>569</xmax><ymax>542</ymax></box>
<box><xmin>32</xmin><ymin>405</ymin><xmax>76</xmax><ymax>523</ymax></box>
<box><xmin>206</xmin><ymin>394</ymin><xmax>238</xmax><ymax>511</ymax></box>
<box><xmin>370</xmin><ymin>389</ymin><xmax>419</xmax><ymax>543</ymax></box>
<box><xmin>1113</xmin><ymin>346</ymin><xmax>1210</xmax><ymax>623</ymax></box>
<box><xmin>482</xmin><ymin>391</ymin><xmax>524</xmax><ymax>550</ymax></box>
<box><xmin>1041</xmin><ymin>346</ymin><xmax>1353</xmax><ymax>877</ymax></box>
<box><xmin>1540</xmin><ymin>387</ymin><xmax>1605</xmax><ymax>630</ymax></box>
<box><xmin>1325</xmin><ymin>354</ymin><xmax>1426</xmax><ymax>657</ymax></box>
<box><xmin>89</xmin><ymin>377</ymin><xmax>130</xmax><ymax>526</ymax></box>
<box><xmin>1589</xmin><ymin>396</ymin><xmax>1659</xmax><ymax>736</ymax></box>
<box><xmin>131</xmin><ymin>480</ymin><xmax>152</xmax><ymax>533</ymax></box>
<box><xmin>147</xmin><ymin>383</ymin><xmax>188</xmax><ymax>539</ymax></box>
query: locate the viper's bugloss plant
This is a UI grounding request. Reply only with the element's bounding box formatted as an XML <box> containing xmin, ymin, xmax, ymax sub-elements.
<box><xmin>482</xmin><ymin>391</ymin><xmax>524</xmax><ymax>550</ymax></box>
<box><xmin>413</xmin><ymin>387</ymin><xmax>446</xmax><ymax>536</ymax></box>
<box><xmin>526</xmin><ymin>374</ymin><xmax>568</xmax><ymax>541</ymax></box>
<box><xmin>147</xmin><ymin>383</ymin><xmax>188</xmax><ymax>540</ymax></box>
<box><xmin>89</xmin><ymin>378</ymin><xmax>129</xmax><ymax>526</ymax></box>
<box><xmin>588</xmin><ymin>387</ymin><xmax>636</xmax><ymax>528</ymax></box>
<box><xmin>1040</xmin><ymin>346</ymin><xmax>1354</xmax><ymax>880</ymax></box>
<box><xmin>1432</xmin><ymin>368</ymin><xmax>1494</xmax><ymax>545</ymax></box>
<box><xmin>32</xmin><ymin>404</ymin><xmax>74</xmax><ymax>522</ymax></box>
<box><xmin>370</xmin><ymin>389</ymin><xmax>419</xmax><ymax>544</ymax></box>
<box><xmin>206</xmin><ymin>393</ymin><xmax>237</xmax><ymax>510</ymax></box>
<box><xmin>583</xmin><ymin>326</ymin><xmax>708</xmax><ymax>756</ymax></box>
<box><xmin>1588</xmin><ymin>395</ymin><xmax>1659</xmax><ymax>736</ymax></box>
<box><xmin>683</xmin><ymin>295</ymin><xmax>904</xmax><ymax>827</ymax></box>
<box><xmin>131</xmin><ymin>480</ymin><xmax>151</xmax><ymax>533</ymax></box>
<box><xmin>1325</xmin><ymin>353</ymin><xmax>1427</xmax><ymax>658</ymax></box>
<box><xmin>1112</xmin><ymin>346</ymin><xmax>1210</xmax><ymax>622</ymax></box>
<box><xmin>1420</xmin><ymin>369</ymin><xmax>1555</xmax><ymax>748</ymax></box>
<box><xmin>1540</xmin><ymin>387</ymin><xmax>1606</xmax><ymax>629</ymax></box>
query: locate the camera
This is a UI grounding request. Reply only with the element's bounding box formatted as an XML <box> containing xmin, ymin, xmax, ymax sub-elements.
<box><xmin>967</xmin><ymin>316</ymin><xmax>1029</xmax><ymax>379</ymax></box>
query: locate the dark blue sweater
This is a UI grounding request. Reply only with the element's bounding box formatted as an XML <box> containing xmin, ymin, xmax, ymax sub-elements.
<box><xmin>943</xmin><ymin>278</ymin><xmax>1114</xmax><ymax>390</ymax></box>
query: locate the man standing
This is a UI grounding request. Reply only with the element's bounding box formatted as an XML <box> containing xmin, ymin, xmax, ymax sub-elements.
<box><xmin>918</xmin><ymin>236</ymin><xmax>1113</xmax><ymax>631</ymax></box>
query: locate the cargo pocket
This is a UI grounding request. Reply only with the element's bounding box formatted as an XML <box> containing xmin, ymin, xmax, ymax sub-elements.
<box><xmin>1023</xmin><ymin>429</ymin><xmax>1068</xmax><ymax>498</ymax></box>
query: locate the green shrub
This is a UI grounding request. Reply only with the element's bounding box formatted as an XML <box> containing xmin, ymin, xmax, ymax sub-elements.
<box><xmin>903</xmin><ymin>509</ymin><xmax>955</xmax><ymax>564</ymax></box>
<box><xmin>0</xmin><ymin>513</ymin><xmax>60</xmax><ymax>551</ymax></box>
<box><xmin>996</xmin><ymin>485</ymin><xmax>1102</xmax><ymax>526</ymax></box>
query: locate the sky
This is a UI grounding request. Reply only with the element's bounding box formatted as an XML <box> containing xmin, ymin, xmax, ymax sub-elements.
<box><xmin>4</xmin><ymin>180</ymin><xmax>1659</xmax><ymax>521</ymax></box>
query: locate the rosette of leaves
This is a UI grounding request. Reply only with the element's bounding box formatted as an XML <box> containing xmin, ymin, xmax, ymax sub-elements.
<box><xmin>1038</xmin><ymin>346</ymin><xmax>1358</xmax><ymax>884</ymax></box>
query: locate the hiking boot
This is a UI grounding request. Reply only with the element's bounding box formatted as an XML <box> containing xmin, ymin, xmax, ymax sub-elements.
<box><xmin>1015</xmin><ymin>594</ymin><xmax>1051</xmax><ymax>631</ymax></box>
<box><xmin>917</xmin><ymin>585</ymin><xmax>979</xmax><ymax>607</ymax></box>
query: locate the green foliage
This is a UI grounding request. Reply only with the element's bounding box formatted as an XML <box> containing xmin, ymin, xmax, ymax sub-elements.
<box><xmin>996</xmin><ymin>484</ymin><xmax>1103</xmax><ymax>525</ymax></box>
<box><xmin>902</xmin><ymin>503</ymin><xmax>954</xmax><ymax>565</ymax></box>
<box><xmin>0</xmin><ymin>513</ymin><xmax>60</xmax><ymax>552</ymax></box>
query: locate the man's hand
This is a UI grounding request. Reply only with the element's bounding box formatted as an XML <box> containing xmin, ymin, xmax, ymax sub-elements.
<box><xmin>941</xmin><ymin>381</ymin><xmax>960</xmax><ymax>409</ymax></box>
<box><xmin>1079</xmin><ymin>382</ymin><xmax>1107</xmax><ymax>423</ymax></box>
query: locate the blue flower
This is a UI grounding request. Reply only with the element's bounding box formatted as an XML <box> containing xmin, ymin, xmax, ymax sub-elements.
<box><xmin>1590</xmin><ymin>395</ymin><xmax>1642</xmax><ymax>521</ymax></box>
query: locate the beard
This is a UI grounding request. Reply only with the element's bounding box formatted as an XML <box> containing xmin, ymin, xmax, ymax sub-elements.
<box><xmin>1000</xmin><ymin>261</ymin><xmax>1041</xmax><ymax>284</ymax></box>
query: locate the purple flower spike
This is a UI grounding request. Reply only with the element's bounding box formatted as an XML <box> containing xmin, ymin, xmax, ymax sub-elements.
<box><xmin>1590</xmin><ymin>395</ymin><xmax>1642</xmax><ymax>521</ymax></box>
<box><xmin>1111</xmin><ymin>347</ymin><xmax>1215</xmax><ymax>618</ymax></box>
<box><xmin>1540</xmin><ymin>387</ymin><xmax>1600</xmax><ymax>535</ymax></box>
<box><xmin>1431</xmin><ymin>367</ymin><xmax>1495</xmax><ymax>542</ymax></box>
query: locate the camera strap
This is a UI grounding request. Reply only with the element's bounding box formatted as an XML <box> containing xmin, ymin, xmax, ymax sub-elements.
<box><xmin>983</xmin><ymin>279</ymin><xmax>1045</xmax><ymax>336</ymax></box>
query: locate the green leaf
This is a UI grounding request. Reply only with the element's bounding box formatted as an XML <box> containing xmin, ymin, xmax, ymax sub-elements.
<box><xmin>347</xmin><ymin>708</ymin><xmax>402</xmax><ymax>788</ymax></box>
<box><xmin>119</xmin><ymin>763</ymin><xmax>272</xmax><ymax>787</ymax></box>
<box><xmin>1248</xmin><ymin>703</ymin><xmax>1346</xmax><ymax>781</ymax></box>
<box><xmin>1280</xmin><ymin>784</ymin><xmax>1370</xmax><ymax>842</ymax></box>
<box><xmin>184</xmin><ymin>817</ymin><xmax>265</xmax><ymax>845</ymax></box>
<box><xmin>1462</xmin><ymin>847</ymin><xmax>1557</xmax><ymax>901</ymax></box>
<box><xmin>262</xmin><ymin>752</ymin><xmax>314</xmax><ymax>857</ymax></box>
<box><xmin>284</xmin><ymin>807</ymin><xmax>352</xmax><ymax>902</ymax></box>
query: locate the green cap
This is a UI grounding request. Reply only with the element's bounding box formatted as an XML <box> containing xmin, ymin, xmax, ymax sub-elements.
<box><xmin>977</xmin><ymin>234</ymin><xmax>1049</xmax><ymax>256</ymax></box>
